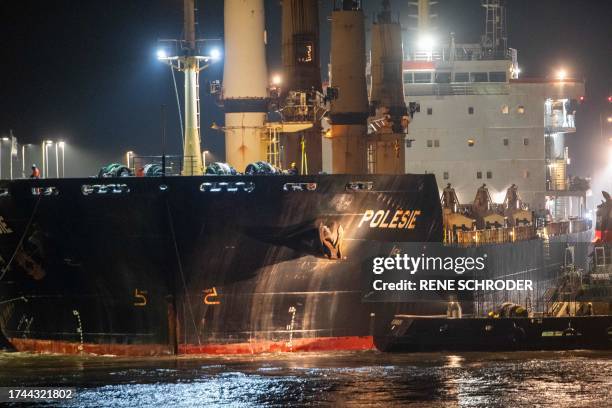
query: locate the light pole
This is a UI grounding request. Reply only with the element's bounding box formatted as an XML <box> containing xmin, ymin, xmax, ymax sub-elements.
<box><xmin>21</xmin><ymin>145</ymin><xmax>25</xmax><ymax>178</ymax></box>
<box><xmin>44</xmin><ymin>140</ymin><xmax>53</xmax><ymax>178</ymax></box>
<box><xmin>21</xmin><ymin>144</ymin><xmax>32</xmax><ymax>178</ymax></box>
<box><xmin>0</xmin><ymin>137</ymin><xmax>9</xmax><ymax>179</ymax></box>
<box><xmin>126</xmin><ymin>151</ymin><xmax>134</xmax><ymax>170</ymax></box>
<box><xmin>58</xmin><ymin>141</ymin><xmax>65</xmax><ymax>178</ymax></box>
<box><xmin>54</xmin><ymin>143</ymin><xmax>59</xmax><ymax>178</ymax></box>
<box><xmin>202</xmin><ymin>150</ymin><xmax>210</xmax><ymax>169</ymax></box>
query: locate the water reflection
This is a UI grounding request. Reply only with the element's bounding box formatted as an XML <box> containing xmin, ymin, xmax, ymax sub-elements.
<box><xmin>445</xmin><ymin>355</ymin><xmax>464</xmax><ymax>368</ymax></box>
<box><xmin>0</xmin><ymin>350</ymin><xmax>610</xmax><ymax>407</ymax></box>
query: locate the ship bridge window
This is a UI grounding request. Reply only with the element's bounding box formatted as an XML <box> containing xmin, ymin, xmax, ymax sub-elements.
<box><xmin>503</xmin><ymin>138</ymin><xmax>509</xmax><ymax>146</ymax></box>
<box><xmin>434</xmin><ymin>139</ymin><xmax>440</xmax><ymax>147</ymax></box>
<box><xmin>414</xmin><ymin>72</ymin><xmax>432</xmax><ymax>83</ymax></box>
<box><xmin>476</xmin><ymin>171</ymin><xmax>482</xmax><ymax>179</ymax></box>
<box><xmin>435</xmin><ymin>72</ymin><xmax>451</xmax><ymax>83</ymax></box>
<box><xmin>489</xmin><ymin>71</ymin><xmax>507</xmax><ymax>82</ymax></box>
<box><xmin>501</xmin><ymin>105</ymin><xmax>509</xmax><ymax>114</ymax></box>
<box><xmin>427</xmin><ymin>140</ymin><xmax>433</xmax><ymax>147</ymax></box>
<box><xmin>468</xmin><ymin>139</ymin><xmax>475</xmax><ymax>147</ymax></box>
<box><xmin>427</xmin><ymin>107</ymin><xmax>433</xmax><ymax>115</ymax></box>
<box><xmin>443</xmin><ymin>172</ymin><xmax>449</xmax><ymax>180</ymax></box>
<box><xmin>403</xmin><ymin>72</ymin><xmax>414</xmax><ymax>84</ymax></box>
<box><xmin>517</xmin><ymin>105</ymin><xmax>525</xmax><ymax>114</ymax></box>
<box><xmin>468</xmin><ymin>107</ymin><xmax>474</xmax><ymax>115</ymax></box>
<box><xmin>486</xmin><ymin>171</ymin><xmax>492</xmax><ymax>179</ymax></box>
<box><xmin>454</xmin><ymin>72</ymin><xmax>469</xmax><ymax>82</ymax></box>
<box><xmin>470</xmin><ymin>72</ymin><xmax>488</xmax><ymax>82</ymax></box>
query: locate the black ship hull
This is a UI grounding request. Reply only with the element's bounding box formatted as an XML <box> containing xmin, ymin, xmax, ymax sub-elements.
<box><xmin>0</xmin><ymin>175</ymin><xmax>593</xmax><ymax>355</ymax></box>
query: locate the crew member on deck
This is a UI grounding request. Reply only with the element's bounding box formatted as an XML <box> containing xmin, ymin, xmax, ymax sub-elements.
<box><xmin>30</xmin><ymin>164</ymin><xmax>40</xmax><ymax>179</ymax></box>
<box><xmin>288</xmin><ymin>162</ymin><xmax>298</xmax><ymax>175</ymax></box>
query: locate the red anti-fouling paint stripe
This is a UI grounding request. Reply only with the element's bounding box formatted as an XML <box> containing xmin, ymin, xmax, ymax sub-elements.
<box><xmin>10</xmin><ymin>336</ymin><xmax>375</xmax><ymax>356</ymax></box>
<box><xmin>10</xmin><ymin>338</ymin><xmax>173</xmax><ymax>357</ymax></box>
<box><xmin>179</xmin><ymin>336</ymin><xmax>375</xmax><ymax>355</ymax></box>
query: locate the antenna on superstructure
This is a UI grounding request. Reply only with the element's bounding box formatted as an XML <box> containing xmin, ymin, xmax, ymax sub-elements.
<box><xmin>481</xmin><ymin>0</ymin><xmax>508</xmax><ymax>56</ymax></box>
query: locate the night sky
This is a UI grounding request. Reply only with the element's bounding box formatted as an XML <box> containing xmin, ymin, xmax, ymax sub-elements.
<box><xmin>1</xmin><ymin>0</ymin><xmax>610</xmax><ymax>179</ymax></box>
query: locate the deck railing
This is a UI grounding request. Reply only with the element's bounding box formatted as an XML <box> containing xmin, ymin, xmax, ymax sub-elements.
<box><xmin>449</xmin><ymin>225</ymin><xmax>537</xmax><ymax>247</ymax></box>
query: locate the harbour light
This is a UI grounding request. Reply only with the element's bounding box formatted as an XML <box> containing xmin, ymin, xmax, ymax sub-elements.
<box><xmin>417</xmin><ymin>34</ymin><xmax>435</xmax><ymax>50</ymax></box>
<box><xmin>210</xmin><ymin>48</ymin><xmax>221</xmax><ymax>61</ymax></box>
<box><xmin>156</xmin><ymin>49</ymin><xmax>167</xmax><ymax>60</ymax></box>
<box><xmin>557</xmin><ymin>69</ymin><xmax>567</xmax><ymax>81</ymax></box>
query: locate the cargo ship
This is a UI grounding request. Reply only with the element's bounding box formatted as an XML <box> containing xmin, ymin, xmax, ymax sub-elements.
<box><xmin>0</xmin><ymin>0</ymin><xmax>599</xmax><ymax>355</ymax></box>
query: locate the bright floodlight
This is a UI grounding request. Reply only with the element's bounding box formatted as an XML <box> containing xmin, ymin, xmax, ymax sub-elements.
<box><xmin>45</xmin><ymin>140</ymin><xmax>53</xmax><ymax>145</ymax></box>
<box><xmin>1</xmin><ymin>137</ymin><xmax>8</xmax><ymax>141</ymax></box>
<box><xmin>557</xmin><ymin>69</ymin><xmax>567</xmax><ymax>80</ymax></box>
<box><xmin>417</xmin><ymin>34</ymin><xmax>435</xmax><ymax>50</ymax></box>
<box><xmin>58</xmin><ymin>141</ymin><xmax>65</xmax><ymax>148</ymax></box>
<box><xmin>210</xmin><ymin>48</ymin><xmax>221</xmax><ymax>61</ymax></box>
<box><xmin>272</xmin><ymin>74</ymin><xmax>282</xmax><ymax>86</ymax></box>
<box><xmin>156</xmin><ymin>49</ymin><xmax>167</xmax><ymax>60</ymax></box>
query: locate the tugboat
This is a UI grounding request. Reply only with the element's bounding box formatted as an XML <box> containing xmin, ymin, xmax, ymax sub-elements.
<box><xmin>375</xmin><ymin>192</ymin><xmax>612</xmax><ymax>352</ymax></box>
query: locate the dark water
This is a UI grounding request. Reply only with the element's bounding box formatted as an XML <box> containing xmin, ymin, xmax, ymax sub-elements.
<box><xmin>0</xmin><ymin>350</ymin><xmax>611</xmax><ymax>407</ymax></box>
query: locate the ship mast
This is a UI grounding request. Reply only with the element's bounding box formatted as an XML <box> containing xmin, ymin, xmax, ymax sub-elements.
<box><xmin>182</xmin><ymin>0</ymin><xmax>202</xmax><ymax>175</ymax></box>
<box><xmin>159</xmin><ymin>0</ymin><xmax>219</xmax><ymax>175</ymax></box>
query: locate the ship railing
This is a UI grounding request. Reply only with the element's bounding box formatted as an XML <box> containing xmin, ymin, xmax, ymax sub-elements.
<box><xmin>543</xmin><ymin>219</ymin><xmax>589</xmax><ymax>237</ymax></box>
<box><xmin>404</xmin><ymin>82</ymin><xmax>510</xmax><ymax>97</ymax></box>
<box><xmin>450</xmin><ymin>225</ymin><xmax>537</xmax><ymax>247</ymax></box>
<box><xmin>589</xmin><ymin>271</ymin><xmax>612</xmax><ymax>282</ymax></box>
<box><xmin>544</xmin><ymin>112</ymin><xmax>576</xmax><ymax>132</ymax></box>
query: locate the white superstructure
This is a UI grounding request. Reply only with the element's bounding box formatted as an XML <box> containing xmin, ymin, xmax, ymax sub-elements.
<box><xmin>402</xmin><ymin>1</ymin><xmax>585</xmax><ymax>220</ymax></box>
